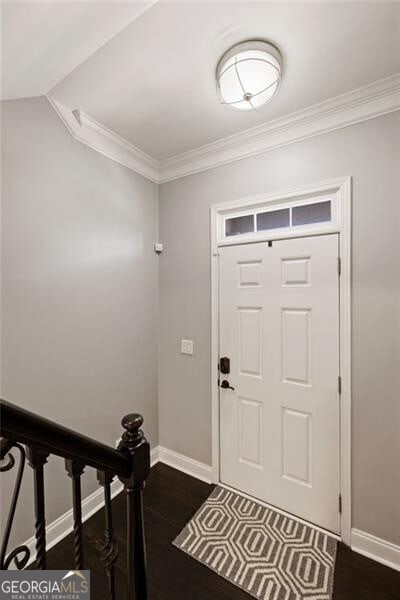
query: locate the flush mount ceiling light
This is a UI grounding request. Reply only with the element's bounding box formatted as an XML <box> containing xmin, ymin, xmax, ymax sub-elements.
<box><xmin>216</xmin><ymin>40</ymin><xmax>283</xmax><ymax>111</ymax></box>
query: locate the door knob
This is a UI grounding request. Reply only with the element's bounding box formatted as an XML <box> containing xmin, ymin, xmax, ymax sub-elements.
<box><xmin>220</xmin><ymin>380</ymin><xmax>235</xmax><ymax>391</ymax></box>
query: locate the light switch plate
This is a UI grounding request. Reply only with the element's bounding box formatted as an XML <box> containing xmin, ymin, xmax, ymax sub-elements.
<box><xmin>181</xmin><ymin>339</ymin><xmax>193</xmax><ymax>355</ymax></box>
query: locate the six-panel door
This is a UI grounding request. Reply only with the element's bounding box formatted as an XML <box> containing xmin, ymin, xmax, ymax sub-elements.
<box><xmin>219</xmin><ymin>234</ymin><xmax>340</xmax><ymax>533</ymax></box>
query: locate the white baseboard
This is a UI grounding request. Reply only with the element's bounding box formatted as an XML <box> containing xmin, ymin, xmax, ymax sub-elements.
<box><xmin>351</xmin><ymin>528</ymin><xmax>400</xmax><ymax>572</ymax></box>
<box><xmin>156</xmin><ymin>448</ymin><xmax>400</xmax><ymax>575</ymax></box>
<box><xmin>14</xmin><ymin>446</ymin><xmax>159</xmax><ymax>570</ymax></box>
<box><xmin>157</xmin><ymin>446</ymin><xmax>212</xmax><ymax>484</ymax></box>
<box><xmin>20</xmin><ymin>446</ymin><xmax>400</xmax><ymax>575</ymax></box>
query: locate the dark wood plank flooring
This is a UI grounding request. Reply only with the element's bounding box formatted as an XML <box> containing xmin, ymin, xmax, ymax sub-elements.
<box><xmin>44</xmin><ymin>463</ymin><xmax>400</xmax><ymax>599</ymax></box>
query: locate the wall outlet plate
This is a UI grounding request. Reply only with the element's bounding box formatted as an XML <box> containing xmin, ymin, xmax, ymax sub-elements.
<box><xmin>181</xmin><ymin>339</ymin><xmax>193</xmax><ymax>355</ymax></box>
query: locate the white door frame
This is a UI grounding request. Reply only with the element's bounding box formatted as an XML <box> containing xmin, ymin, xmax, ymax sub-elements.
<box><xmin>210</xmin><ymin>176</ymin><xmax>352</xmax><ymax>545</ymax></box>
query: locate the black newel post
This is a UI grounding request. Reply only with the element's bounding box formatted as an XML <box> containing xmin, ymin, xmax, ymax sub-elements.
<box><xmin>118</xmin><ymin>414</ymin><xmax>150</xmax><ymax>600</ymax></box>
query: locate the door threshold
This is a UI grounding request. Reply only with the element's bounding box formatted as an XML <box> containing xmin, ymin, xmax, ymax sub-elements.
<box><xmin>219</xmin><ymin>481</ymin><xmax>341</xmax><ymax>542</ymax></box>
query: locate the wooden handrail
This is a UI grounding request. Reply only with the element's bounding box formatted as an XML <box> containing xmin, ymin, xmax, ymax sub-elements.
<box><xmin>0</xmin><ymin>399</ymin><xmax>131</xmax><ymax>477</ymax></box>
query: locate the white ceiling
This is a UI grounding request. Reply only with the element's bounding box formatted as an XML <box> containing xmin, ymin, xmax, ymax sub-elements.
<box><xmin>3</xmin><ymin>1</ymin><xmax>400</xmax><ymax>161</ymax></box>
<box><xmin>1</xmin><ymin>0</ymin><xmax>157</xmax><ymax>100</ymax></box>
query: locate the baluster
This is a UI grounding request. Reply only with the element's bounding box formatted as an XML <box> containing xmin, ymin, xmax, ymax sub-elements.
<box><xmin>65</xmin><ymin>459</ymin><xmax>85</xmax><ymax>569</ymax></box>
<box><xmin>97</xmin><ymin>471</ymin><xmax>119</xmax><ymax>600</ymax></box>
<box><xmin>118</xmin><ymin>414</ymin><xmax>150</xmax><ymax>600</ymax></box>
<box><xmin>0</xmin><ymin>440</ymin><xmax>31</xmax><ymax>570</ymax></box>
<box><xmin>27</xmin><ymin>448</ymin><xmax>49</xmax><ymax>569</ymax></box>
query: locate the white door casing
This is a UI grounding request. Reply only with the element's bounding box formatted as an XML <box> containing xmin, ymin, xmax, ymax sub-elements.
<box><xmin>219</xmin><ymin>235</ymin><xmax>340</xmax><ymax>533</ymax></box>
<box><xmin>211</xmin><ymin>177</ymin><xmax>351</xmax><ymax>543</ymax></box>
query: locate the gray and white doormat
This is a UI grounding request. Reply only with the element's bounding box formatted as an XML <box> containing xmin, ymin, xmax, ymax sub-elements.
<box><xmin>174</xmin><ymin>486</ymin><xmax>337</xmax><ymax>600</ymax></box>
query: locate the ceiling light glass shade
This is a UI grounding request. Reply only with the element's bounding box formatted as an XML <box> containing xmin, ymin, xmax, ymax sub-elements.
<box><xmin>216</xmin><ymin>41</ymin><xmax>282</xmax><ymax>111</ymax></box>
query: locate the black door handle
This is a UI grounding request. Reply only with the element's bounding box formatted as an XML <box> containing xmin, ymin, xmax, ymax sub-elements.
<box><xmin>220</xmin><ymin>380</ymin><xmax>235</xmax><ymax>391</ymax></box>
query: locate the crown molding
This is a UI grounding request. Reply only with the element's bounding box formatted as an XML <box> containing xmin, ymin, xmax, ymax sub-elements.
<box><xmin>159</xmin><ymin>72</ymin><xmax>400</xmax><ymax>182</ymax></box>
<box><xmin>47</xmin><ymin>72</ymin><xmax>400</xmax><ymax>184</ymax></box>
<box><xmin>46</xmin><ymin>95</ymin><xmax>160</xmax><ymax>183</ymax></box>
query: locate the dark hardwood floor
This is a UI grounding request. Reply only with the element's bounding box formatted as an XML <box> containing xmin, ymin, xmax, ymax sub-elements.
<box><xmin>44</xmin><ymin>463</ymin><xmax>400</xmax><ymax>599</ymax></box>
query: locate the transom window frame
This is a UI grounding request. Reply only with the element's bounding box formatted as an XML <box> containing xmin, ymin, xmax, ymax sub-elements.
<box><xmin>216</xmin><ymin>185</ymin><xmax>343</xmax><ymax>246</ymax></box>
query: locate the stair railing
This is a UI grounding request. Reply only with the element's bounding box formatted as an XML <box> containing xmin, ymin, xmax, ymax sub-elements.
<box><xmin>0</xmin><ymin>399</ymin><xmax>150</xmax><ymax>600</ymax></box>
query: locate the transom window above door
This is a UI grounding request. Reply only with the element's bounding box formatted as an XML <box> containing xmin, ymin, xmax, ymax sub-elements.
<box><xmin>224</xmin><ymin>199</ymin><xmax>332</xmax><ymax>239</ymax></box>
<box><xmin>215</xmin><ymin>183</ymin><xmax>343</xmax><ymax>246</ymax></box>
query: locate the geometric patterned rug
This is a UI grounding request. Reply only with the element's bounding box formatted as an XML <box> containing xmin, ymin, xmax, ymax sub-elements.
<box><xmin>174</xmin><ymin>486</ymin><xmax>337</xmax><ymax>600</ymax></box>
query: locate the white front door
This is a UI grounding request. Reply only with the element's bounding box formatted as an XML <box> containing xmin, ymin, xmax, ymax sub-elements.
<box><xmin>219</xmin><ymin>234</ymin><xmax>340</xmax><ymax>533</ymax></box>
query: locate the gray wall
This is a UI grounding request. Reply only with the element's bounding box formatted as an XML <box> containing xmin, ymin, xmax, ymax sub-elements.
<box><xmin>1</xmin><ymin>96</ymin><xmax>399</xmax><ymax>550</ymax></box>
<box><xmin>1</xmin><ymin>96</ymin><xmax>159</xmax><ymax>546</ymax></box>
<box><xmin>159</xmin><ymin>112</ymin><xmax>400</xmax><ymax>545</ymax></box>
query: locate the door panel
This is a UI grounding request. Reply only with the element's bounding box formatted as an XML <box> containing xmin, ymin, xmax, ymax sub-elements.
<box><xmin>219</xmin><ymin>234</ymin><xmax>340</xmax><ymax>533</ymax></box>
<box><xmin>282</xmin><ymin>407</ymin><xmax>311</xmax><ymax>485</ymax></box>
<box><xmin>239</xmin><ymin>307</ymin><xmax>262</xmax><ymax>376</ymax></box>
<box><xmin>239</xmin><ymin>397</ymin><xmax>263</xmax><ymax>467</ymax></box>
<box><xmin>281</xmin><ymin>308</ymin><xmax>311</xmax><ymax>385</ymax></box>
